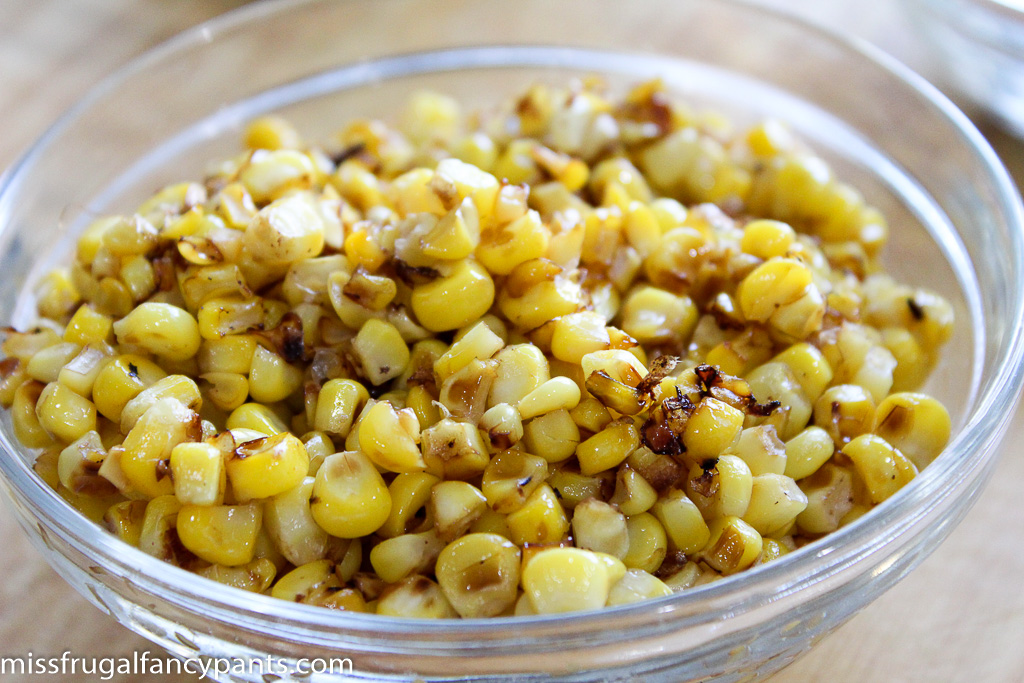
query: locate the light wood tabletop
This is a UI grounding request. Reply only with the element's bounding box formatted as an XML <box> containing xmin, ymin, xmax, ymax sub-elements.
<box><xmin>1</xmin><ymin>2</ymin><xmax>1023</xmax><ymax>682</ymax></box>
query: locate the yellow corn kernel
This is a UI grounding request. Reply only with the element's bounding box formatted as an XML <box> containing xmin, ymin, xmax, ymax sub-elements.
<box><xmin>100</xmin><ymin>215</ymin><xmax>158</xmax><ymax>256</ymax></box>
<box><xmin>270</xmin><ymin>558</ymin><xmax>338</xmax><ymax>602</ymax></box>
<box><xmin>379</xmin><ymin>472</ymin><xmax>440</xmax><ymax>538</ymax></box>
<box><xmin>121</xmin><ymin>398</ymin><xmax>200</xmax><ymax>498</ymax></box>
<box><xmin>606</xmin><ymin>569</ymin><xmax>673</xmax><ymax>606</ymax></box>
<box><xmin>94</xmin><ymin>352</ymin><xmax>167</xmax><ymax>428</ymax></box>
<box><xmin>112</xmin><ymin>303</ymin><xmax>200</xmax><ymax>361</ymax></box>
<box><xmin>0</xmin><ymin>358</ymin><xmax>27</xmax><ymax>408</ymax></box>
<box><xmin>434</xmin><ymin>533</ymin><xmax>520</xmax><ymax>618</ymax></box>
<box><xmin>569</xmin><ymin>397</ymin><xmax>612</xmax><ymax>434</ymax></box>
<box><xmin>240</xmin><ymin>149</ymin><xmax>316</xmax><ymax>204</ymax></box>
<box><xmin>571</xmin><ymin>498</ymin><xmax>629</xmax><ymax>559</ymax></box>
<box><xmin>200</xmin><ymin>372</ymin><xmax>249</xmax><ymax>411</ymax></box>
<box><xmin>516</xmin><ymin>377</ymin><xmax>581</xmax><ymax>420</ymax></box>
<box><xmin>57</xmin><ymin>431</ymin><xmax>112</xmax><ymax>495</ymax></box>
<box><xmin>406</xmin><ymin>384</ymin><xmax>442</xmax><ymax>431</ymax></box>
<box><xmin>521</xmin><ymin>409</ymin><xmax>579</xmax><ymax>463</ymax></box>
<box><xmin>740</xmin><ymin>219</ymin><xmax>796</xmax><ymax>260</ymax></box>
<box><xmin>247</xmin><ymin>345</ymin><xmax>303</xmax><ymax>403</ymax></box>
<box><xmin>25</xmin><ymin>342</ymin><xmax>81</xmax><ymax>383</ymax></box>
<box><xmin>498</xmin><ymin>259</ymin><xmax>584</xmax><ymax>331</ymax></box>
<box><xmin>370</xmin><ymin>529</ymin><xmax>445</xmax><ymax>584</ymax></box>
<box><xmin>63</xmin><ymin>305</ymin><xmax>112</xmax><ymax>346</ymax></box>
<box><xmin>874</xmin><ymin>392</ymin><xmax>951</xmax><ymax>470</ymax></box>
<box><xmin>36</xmin><ymin>382</ymin><xmax>97</xmax><ymax>443</ymax></box>
<box><xmin>619</xmin><ymin>286</ymin><xmax>698</xmax><ymax>346</ymax></box>
<box><xmin>478</xmin><ymin>403</ymin><xmax>523</xmax><ymax>450</ymax></box>
<box><xmin>310</xmin><ymin>450</ymin><xmax>391</xmax><ymax>537</ymax></box>
<box><xmin>349</xmin><ymin>319</ymin><xmax>410</xmax><ymax>386</ymax></box>
<box><xmin>198</xmin><ymin>335</ymin><xmax>257</xmax><ymax>375</ymax></box>
<box><xmin>358</xmin><ymin>400</ymin><xmax>424</xmax><ymax>473</ymax></box>
<box><xmin>685</xmin><ymin>454</ymin><xmax>753</xmax><ymax>520</ymax></box>
<box><xmin>481</xmin><ymin>449</ymin><xmax>549</xmax><ymax>513</ymax></box>
<box><xmin>431</xmin><ymin>481</ymin><xmax>489</xmax><ymax>542</ymax></box>
<box><xmin>227</xmin><ymin>431</ymin><xmax>308</xmax><ymax>501</ymax></box>
<box><xmin>57</xmin><ymin>344</ymin><xmax>113</xmax><ymax>398</ymax></box>
<box><xmin>120</xmin><ymin>374</ymin><xmax>202</xmax><ymax>433</ymax></box>
<box><xmin>138</xmin><ymin>495</ymin><xmax>183</xmax><ymax>561</ymax></box>
<box><xmin>170</xmin><ymin>441</ymin><xmax>225</xmax><ymax>506</ymax></box>
<box><xmin>103</xmin><ymin>500</ymin><xmax>148</xmax><ymax>546</ymax></box>
<box><xmin>198</xmin><ymin>558</ymin><xmax>277</xmax><ymax>593</ymax></box>
<box><xmin>226</xmin><ymin>402</ymin><xmax>287</xmax><ymax>435</ymax></box>
<box><xmin>420</xmin><ymin>198</ymin><xmax>481</xmax><ymax>261</ymax></box>
<box><xmin>842</xmin><ymin>434</ymin><xmax>917</xmax><ymax>504</ymax></box>
<box><xmin>742</xmin><ymin>473</ymin><xmax>808</xmax><ymax>536</ymax></box>
<box><xmin>796</xmin><ymin>464</ymin><xmax>855</xmax><ymax>534</ymax></box>
<box><xmin>313</xmin><ymin>378</ymin><xmax>368</xmax><ymax>439</ymax></box>
<box><xmin>609</xmin><ymin>465</ymin><xmax>658</xmax><ymax>516</ymax></box>
<box><xmin>650</xmin><ymin>488</ymin><xmax>709</xmax><ymax>555</ymax></box>
<box><xmin>746</xmin><ymin>362</ymin><xmax>813</xmax><ymax>441</ymax></box>
<box><xmin>489</xmin><ymin>344</ymin><xmax>550</xmax><ymax>407</ymax></box>
<box><xmin>783</xmin><ymin>426</ymin><xmax>834</xmax><ymax>481</ymax></box>
<box><xmin>244</xmin><ymin>115</ymin><xmax>301</xmax><ymax>151</ymax></box>
<box><xmin>738</xmin><ymin>259</ymin><xmax>825</xmax><ymax>340</ymax></box>
<box><xmin>701</xmin><ymin>516</ymin><xmax>763</xmax><ymax>575</ymax></box>
<box><xmin>771</xmin><ymin>342</ymin><xmax>833</xmax><ymax>402</ymax></box>
<box><xmin>410</xmin><ymin>259</ymin><xmax>495</xmax><ymax>333</ymax></box>
<box><xmin>421</xmin><ymin>418</ymin><xmax>490</xmax><ymax>480</ymax></box>
<box><xmin>682</xmin><ymin>397</ymin><xmax>744</xmax><ymax>463</ymax></box>
<box><xmin>507</xmin><ymin>483</ymin><xmax>569</xmax><ymax>545</ymax></box>
<box><xmin>469</xmin><ymin>506</ymin><xmax>512</xmax><ymax>538</ymax></box>
<box><xmin>434</xmin><ymin>321</ymin><xmax>504</xmax><ymax>382</ymax></box>
<box><xmin>577</xmin><ymin>420</ymin><xmax>639</xmax><ymax>476</ymax></box>
<box><xmin>725</xmin><ymin>425</ymin><xmax>787</xmax><ymax>477</ymax></box>
<box><xmin>622</xmin><ymin>512</ymin><xmax>668</xmax><ymax>573</ymax></box>
<box><xmin>523</xmin><ymin>547</ymin><xmax>610</xmax><ymax>614</ymax></box>
<box><xmin>301</xmin><ymin>431</ymin><xmax>332</xmax><ymax>476</ymax></box>
<box><xmin>814</xmin><ymin>384</ymin><xmax>876</xmax><ymax>446</ymax></box>
<box><xmin>549</xmin><ymin>312</ymin><xmax>611</xmax><ymax>364</ymax></box>
<box><xmin>376</xmin><ymin>575</ymin><xmax>459</xmax><ymax>618</ymax></box>
<box><xmin>546</xmin><ymin>468</ymin><xmax>610</xmax><ymax>510</ymax></box>
<box><xmin>12</xmin><ymin>381</ymin><xmax>57</xmax><ymax>448</ymax></box>
<box><xmin>177</xmin><ymin>503</ymin><xmax>262</xmax><ymax>566</ymax></box>
<box><xmin>477</xmin><ymin>210</ymin><xmax>550</xmax><ymax>277</ymax></box>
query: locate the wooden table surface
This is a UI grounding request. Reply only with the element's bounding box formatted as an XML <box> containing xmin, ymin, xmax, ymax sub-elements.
<box><xmin>1</xmin><ymin>2</ymin><xmax>1023</xmax><ymax>682</ymax></box>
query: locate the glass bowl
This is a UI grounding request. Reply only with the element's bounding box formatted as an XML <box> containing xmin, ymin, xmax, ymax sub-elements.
<box><xmin>1</xmin><ymin>1</ymin><xmax>1022</xmax><ymax>680</ymax></box>
<box><xmin>904</xmin><ymin>0</ymin><xmax>1024</xmax><ymax>137</ymax></box>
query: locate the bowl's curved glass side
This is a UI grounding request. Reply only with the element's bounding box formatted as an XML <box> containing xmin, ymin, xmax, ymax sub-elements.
<box><xmin>0</xmin><ymin>0</ymin><xmax>1022</xmax><ymax>681</ymax></box>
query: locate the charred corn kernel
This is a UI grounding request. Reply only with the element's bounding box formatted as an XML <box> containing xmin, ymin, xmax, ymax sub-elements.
<box><xmin>226</xmin><ymin>402</ymin><xmax>287</xmax><ymax>435</ymax></box>
<box><xmin>650</xmin><ymin>488</ymin><xmax>709</xmax><ymax>554</ymax></box>
<box><xmin>170</xmin><ymin>441</ymin><xmax>225</xmax><ymax>506</ymax></box>
<box><xmin>271</xmin><ymin>559</ymin><xmax>345</xmax><ymax>604</ymax></box>
<box><xmin>227</xmin><ymin>431</ymin><xmax>308</xmax><ymax>501</ymax></box>
<box><xmin>874</xmin><ymin>393</ymin><xmax>951</xmax><ymax>469</ymax></box>
<box><xmin>313</xmin><ymin>378</ymin><xmax>368</xmax><ymax>438</ymax></box>
<box><xmin>379</xmin><ymin>472</ymin><xmax>440</xmax><ymax>538</ymax></box>
<box><xmin>842</xmin><ymin>434</ymin><xmax>917</xmax><ymax>503</ymax></box>
<box><xmin>621</xmin><ymin>512</ymin><xmax>669</xmax><ymax>573</ymax></box>
<box><xmin>64</xmin><ymin>305</ymin><xmax>112</xmax><ymax>345</ymax></box>
<box><xmin>523</xmin><ymin>547</ymin><xmax>610</xmax><ymax>614</ymax></box>
<box><xmin>120</xmin><ymin>374</ymin><xmax>202</xmax><ymax>433</ymax></box>
<box><xmin>546</xmin><ymin>468</ymin><xmax>609</xmax><ymax>509</ymax></box>
<box><xmin>421</xmin><ymin>418</ymin><xmax>490</xmax><ymax>480</ymax></box>
<box><xmin>435</xmin><ymin>533</ymin><xmax>520</xmax><ymax>618</ymax></box>
<box><xmin>248</xmin><ymin>346</ymin><xmax>303</xmax><ymax>403</ymax></box>
<box><xmin>507</xmin><ymin>484</ymin><xmax>569</xmax><ymax>545</ymax></box>
<box><xmin>180</xmin><ymin>263</ymin><xmax>251</xmax><ymax>310</ymax></box>
<box><xmin>244</xmin><ymin>115</ymin><xmax>301</xmax><ymax>151</ymax></box>
<box><xmin>516</xmin><ymin>377</ymin><xmax>581</xmax><ymax>420</ymax></box>
<box><xmin>489</xmin><ymin>344</ymin><xmax>549</xmax><ymax>407</ymax></box>
<box><xmin>746</xmin><ymin>362</ymin><xmax>813</xmax><ymax>441</ymax></box>
<box><xmin>377</xmin><ymin>575</ymin><xmax>458</xmax><ymax>618</ymax></box>
<box><xmin>742</xmin><ymin>474</ymin><xmax>808</xmax><ymax>536</ymax></box>
<box><xmin>796</xmin><ymin>464</ymin><xmax>855</xmax><ymax>534</ymax></box>
<box><xmin>121</xmin><ymin>398</ymin><xmax>200</xmax><ymax>498</ymax></box>
<box><xmin>741</xmin><ymin>220</ymin><xmax>796</xmax><ymax>260</ymax></box>
<box><xmin>177</xmin><ymin>503</ymin><xmax>262</xmax><ymax>566</ymax></box>
<box><xmin>430</xmin><ymin>480</ymin><xmax>487</xmax><ymax>542</ymax></box>
<box><xmin>521</xmin><ymin>409</ymin><xmax>579</xmax><ymax>463</ymax></box>
<box><xmin>111</xmin><ymin>303</ymin><xmax>200</xmax><ymax>361</ymax></box>
<box><xmin>771</xmin><ymin>343</ymin><xmax>832</xmax><ymax>401</ymax></box>
<box><xmin>478</xmin><ymin>403</ymin><xmax>522</xmax><ymax>450</ymax></box>
<box><xmin>571</xmin><ymin>498</ymin><xmax>629</xmax><ymax>559</ymax></box>
<box><xmin>784</xmin><ymin>426</ymin><xmax>834</xmax><ymax>481</ymax></box>
<box><xmin>103</xmin><ymin>500</ymin><xmax>147</xmax><ymax>546</ymax></box>
<box><xmin>477</xmin><ymin>210</ymin><xmax>549</xmax><ymax>276</ymax></box>
<box><xmin>36</xmin><ymin>382</ymin><xmax>97</xmax><ymax>443</ymax></box>
<box><xmin>726</xmin><ymin>425</ymin><xmax>787</xmax><ymax>476</ymax></box>
<box><xmin>620</xmin><ymin>286</ymin><xmax>698</xmax><ymax>345</ymax></box>
<box><xmin>481</xmin><ymin>449</ymin><xmax>548</xmax><ymax>513</ymax></box>
<box><xmin>139</xmin><ymin>495</ymin><xmax>182</xmax><ymax>560</ymax></box>
<box><xmin>609</xmin><ymin>465</ymin><xmax>658</xmax><ymax>516</ymax></box>
<box><xmin>434</xmin><ymin>322</ymin><xmax>504</xmax><ymax>382</ymax></box>
<box><xmin>370</xmin><ymin>529</ymin><xmax>445</xmax><ymax>584</ymax></box>
<box><xmin>685</xmin><ymin>454</ymin><xmax>753</xmax><ymax>520</ymax></box>
<box><xmin>682</xmin><ymin>398</ymin><xmax>744</xmax><ymax>463</ymax></box>
<box><xmin>702</xmin><ymin>517</ymin><xmax>763</xmax><ymax>575</ymax></box>
<box><xmin>198</xmin><ymin>558</ymin><xmax>277</xmax><ymax>593</ymax></box>
<box><xmin>311</xmin><ymin>451</ymin><xmax>391</xmax><ymax>537</ymax></box>
<box><xmin>581</xmin><ymin>349</ymin><xmax>648</xmax><ymax>415</ymax></box>
<box><xmin>814</xmin><ymin>384</ymin><xmax>876</xmax><ymax>446</ymax></box>
<box><xmin>57</xmin><ymin>344</ymin><xmax>113</xmax><ymax>398</ymax></box>
<box><xmin>358</xmin><ymin>400</ymin><xmax>424</xmax><ymax>473</ymax></box>
<box><xmin>410</xmin><ymin>259</ymin><xmax>495</xmax><ymax>333</ymax></box>
<box><xmin>26</xmin><ymin>342</ymin><xmax>81</xmax><ymax>383</ymax></box>
<box><xmin>201</xmin><ymin>372</ymin><xmax>248</xmax><ymax>411</ymax></box>
<box><xmin>577</xmin><ymin>420</ymin><xmax>639</xmax><ymax>476</ymax></box>
<box><xmin>606</xmin><ymin>569</ymin><xmax>673</xmax><ymax>606</ymax></box>
<box><xmin>57</xmin><ymin>431</ymin><xmax>110</xmax><ymax>494</ymax></box>
<box><xmin>12</xmin><ymin>381</ymin><xmax>56</xmax><ymax>448</ymax></box>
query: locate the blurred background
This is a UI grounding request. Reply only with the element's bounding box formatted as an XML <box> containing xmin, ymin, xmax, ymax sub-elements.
<box><xmin>1</xmin><ymin>1</ymin><xmax>1023</xmax><ymax>681</ymax></box>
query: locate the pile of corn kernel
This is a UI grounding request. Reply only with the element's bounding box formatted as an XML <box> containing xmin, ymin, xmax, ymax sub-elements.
<box><xmin>2</xmin><ymin>79</ymin><xmax>954</xmax><ymax>617</ymax></box>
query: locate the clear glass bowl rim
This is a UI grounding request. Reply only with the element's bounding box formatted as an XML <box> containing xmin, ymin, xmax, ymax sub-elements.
<box><xmin>0</xmin><ymin>0</ymin><xmax>1022</xmax><ymax>648</ymax></box>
